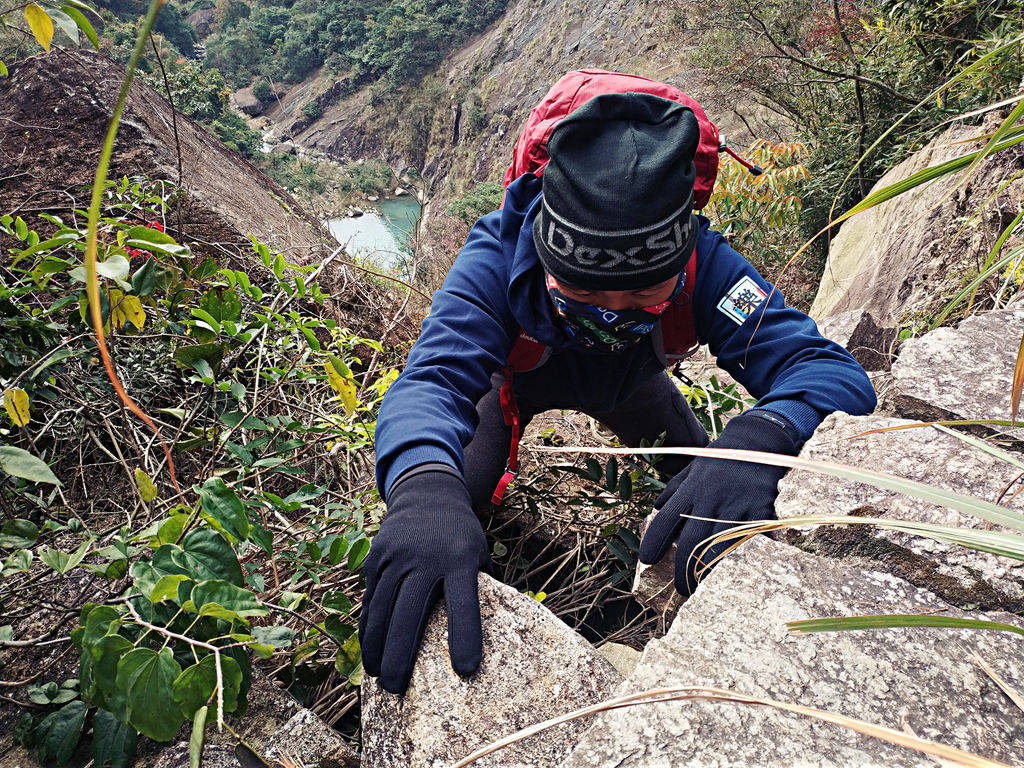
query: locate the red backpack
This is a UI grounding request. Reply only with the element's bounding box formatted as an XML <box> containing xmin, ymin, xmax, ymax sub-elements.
<box><xmin>490</xmin><ymin>69</ymin><xmax>745</xmax><ymax>504</ymax></box>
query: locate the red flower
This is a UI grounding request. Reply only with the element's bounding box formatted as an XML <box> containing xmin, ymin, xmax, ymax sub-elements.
<box><xmin>147</xmin><ymin>220</ymin><xmax>164</xmax><ymax>233</ymax></box>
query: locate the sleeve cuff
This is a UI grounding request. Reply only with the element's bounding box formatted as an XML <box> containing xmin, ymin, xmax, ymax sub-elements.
<box><xmin>750</xmin><ymin>399</ymin><xmax>822</xmax><ymax>445</ymax></box>
<box><xmin>382</xmin><ymin>445</ymin><xmax>461</xmax><ymax>500</ymax></box>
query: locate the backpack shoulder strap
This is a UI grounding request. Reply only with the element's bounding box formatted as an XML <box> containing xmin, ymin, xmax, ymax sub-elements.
<box><xmin>657</xmin><ymin>247</ymin><xmax>700</xmax><ymax>364</ymax></box>
<box><xmin>505</xmin><ymin>329</ymin><xmax>550</xmax><ymax>372</ymax></box>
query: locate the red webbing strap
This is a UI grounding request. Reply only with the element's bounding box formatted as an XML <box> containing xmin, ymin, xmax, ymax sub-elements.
<box><xmin>491</xmin><ymin>366</ymin><xmax>521</xmax><ymax>505</ymax></box>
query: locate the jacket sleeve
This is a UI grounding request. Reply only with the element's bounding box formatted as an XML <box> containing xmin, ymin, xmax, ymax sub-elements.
<box><xmin>691</xmin><ymin>221</ymin><xmax>877</xmax><ymax>443</ymax></box>
<box><xmin>374</xmin><ymin>210</ymin><xmax>518</xmax><ymax>499</ymax></box>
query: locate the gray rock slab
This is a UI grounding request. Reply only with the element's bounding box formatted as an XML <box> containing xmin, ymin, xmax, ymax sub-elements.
<box><xmin>361</xmin><ymin>573</ymin><xmax>622</xmax><ymax>768</ymax></box>
<box><xmin>265</xmin><ymin>709</ymin><xmax>359</xmax><ymax>767</ymax></box>
<box><xmin>560</xmin><ymin>536</ymin><xmax>1024</xmax><ymax>768</ymax></box>
<box><xmin>776</xmin><ymin>412</ymin><xmax>1024</xmax><ymax>611</ymax></box>
<box><xmin>817</xmin><ymin>308</ymin><xmax>896</xmax><ymax>371</ymax></box>
<box><xmin>889</xmin><ymin>309</ymin><xmax>1024</xmax><ymax>429</ymax></box>
<box><xmin>597</xmin><ymin>642</ymin><xmax>642</xmax><ymax>678</ymax></box>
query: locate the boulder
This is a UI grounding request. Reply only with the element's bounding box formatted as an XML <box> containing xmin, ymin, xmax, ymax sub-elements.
<box><xmin>888</xmin><ymin>309</ymin><xmax>1024</xmax><ymax>430</ymax></box>
<box><xmin>234</xmin><ymin>87</ymin><xmax>265</xmax><ymax>116</ymax></box>
<box><xmin>394</xmin><ymin>186</ymin><xmax>409</xmax><ymax>196</ymax></box>
<box><xmin>271</xmin><ymin>141</ymin><xmax>297</xmax><ymax>155</ymax></box>
<box><xmin>817</xmin><ymin>308</ymin><xmax>896</xmax><ymax>371</ymax></box>
<box><xmin>361</xmin><ymin>574</ymin><xmax>622</xmax><ymax>768</ymax></box>
<box><xmin>776</xmin><ymin>412</ymin><xmax>1024</xmax><ymax>611</ymax></box>
<box><xmin>810</xmin><ymin>118</ymin><xmax>1024</xmax><ymax>326</ymax></box>
<box><xmin>264</xmin><ymin>709</ymin><xmax>359</xmax><ymax>767</ymax></box>
<box><xmin>560</xmin><ymin>536</ymin><xmax>1024</xmax><ymax>768</ymax></box>
<box><xmin>186</xmin><ymin>8</ymin><xmax>215</xmax><ymax>38</ymax></box>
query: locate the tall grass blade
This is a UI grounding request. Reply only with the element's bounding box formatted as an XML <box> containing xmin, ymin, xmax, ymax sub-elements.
<box><xmin>947</xmin><ymin>97</ymin><xmax>1024</xmax><ymax>201</ymax></box>
<box><xmin>964</xmin><ymin>207</ymin><xmax>1024</xmax><ymax>316</ymax></box>
<box><xmin>1012</xmin><ymin>328</ymin><xmax>1024</xmax><ymax>425</ymax></box>
<box><xmin>838</xmin><ymin>130</ymin><xmax>1024</xmax><ymax>223</ymax></box>
<box><xmin>450</xmin><ymin>685</ymin><xmax>1012</xmax><ymax>768</ymax></box>
<box><xmin>787</xmin><ymin>615</ymin><xmax>1024</xmax><ymax>637</ymax></box>
<box><xmin>698</xmin><ymin>515</ymin><xmax>1023</xmax><ymax>565</ymax></box>
<box><xmin>931</xmin><ymin>245</ymin><xmax>1024</xmax><ymax>328</ymax></box>
<box><xmin>931</xmin><ymin>424</ymin><xmax>1024</xmax><ymax>471</ymax></box>
<box><xmin>852</xmin><ymin>419</ymin><xmax>1023</xmax><ymax>437</ymax></box>
<box><xmin>540</xmin><ymin>445</ymin><xmax>1024</xmax><ymax>533</ymax></box>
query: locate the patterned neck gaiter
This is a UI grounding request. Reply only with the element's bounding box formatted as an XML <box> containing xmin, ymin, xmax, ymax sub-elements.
<box><xmin>546</xmin><ymin>273</ymin><xmax>684</xmax><ymax>352</ymax></box>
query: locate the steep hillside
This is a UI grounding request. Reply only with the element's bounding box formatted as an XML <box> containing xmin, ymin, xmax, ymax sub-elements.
<box><xmin>1</xmin><ymin>49</ymin><xmax>329</xmax><ymax>267</ymax></box>
<box><xmin>263</xmin><ymin>0</ymin><xmax>765</xmax><ymax>206</ymax></box>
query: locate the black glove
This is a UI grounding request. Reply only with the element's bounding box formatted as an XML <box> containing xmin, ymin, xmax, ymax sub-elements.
<box><xmin>359</xmin><ymin>469</ymin><xmax>492</xmax><ymax>694</ymax></box>
<box><xmin>637</xmin><ymin>410</ymin><xmax>801</xmax><ymax>597</ymax></box>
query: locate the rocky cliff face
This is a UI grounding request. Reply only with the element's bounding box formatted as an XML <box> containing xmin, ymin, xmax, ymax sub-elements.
<box><xmin>810</xmin><ymin>113</ymin><xmax>1024</xmax><ymax>328</ymax></box>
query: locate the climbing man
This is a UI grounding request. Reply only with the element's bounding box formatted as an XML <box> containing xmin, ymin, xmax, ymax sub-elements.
<box><xmin>360</xmin><ymin>70</ymin><xmax>877</xmax><ymax>694</ymax></box>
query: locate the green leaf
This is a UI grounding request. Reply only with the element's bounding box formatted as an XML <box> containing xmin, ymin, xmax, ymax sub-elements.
<box><xmin>199</xmin><ymin>478</ymin><xmax>250</xmax><ymax>541</ymax></box>
<box><xmin>89</xmin><ymin>635</ymin><xmax>133</xmax><ymax>714</ymax></box>
<box><xmin>35</xmin><ymin>700</ymin><xmax>87</xmax><ymax>765</ymax></box>
<box><xmin>199</xmin><ymin>287</ymin><xmax>241</xmax><ymax>324</ymax></box>
<box><xmin>787</xmin><ymin>614</ymin><xmax>1024</xmax><ymax>637</ymax></box>
<box><xmin>190</xmin><ymin>308</ymin><xmax>221</xmax><ymax>334</ymax></box>
<box><xmin>152</xmin><ymin>528</ymin><xmax>244</xmax><ymax>586</ymax></box>
<box><xmin>0</xmin><ymin>445</ymin><xmax>61</xmax><ymax>485</ymax></box>
<box><xmin>251</xmin><ymin>625</ymin><xmax>295</xmax><ymax>649</ymax></box>
<box><xmin>125</xmin><ymin>226</ymin><xmax>190</xmax><ymax>257</ymax></box>
<box><xmin>134</xmin><ymin>468</ymin><xmax>158</xmax><ymax>502</ymax></box>
<box><xmin>81</xmin><ymin>605</ymin><xmax>122</xmax><ymax>650</ymax></box>
<box><xmin>131</xmin><ymin>257</ymin><xmax>157</xmax><ymax>296</ymax></box>
<box><xmin>585</xmin><ymin>458</ymin><xmax>602</xmax><ymax>482</ymax></box>
<box><xmin>617</xmin><ymin>471</ymin><xmax>632</xmax><ymax>501</ymax></box>
<box><xmin>40</xmin><ymin>538</ymin><xmax>91</xmax><ymax>574</ymax></box>
<box><xmin>61</xmin><ymin>5</ymin><xmax>98</xmax><ymax>49</ymax></box>
<box><xmin>347</xmin><ymin>537</ymin><xmax>370</xmax><ymax>571</ymax></box>
<box><xmin>116</xmin><ymin>647</ymin><xmax>184</xmax><ymax>741</ymax></box>
<box><xmin>96</xmin><ymin>254</ymin><xmax>131</xmax><ymax>281</ymax></box>
<box><xmin>92</xmin><ymin>708</ymin><xmax>137</xmax><ymax>768</ymax></box>
<box><xmin>24</xmin><ymin>3</ymin><xmax>54</xmax><ymax>51</ymax></box>
<box><xmin>173</xmin><ymin>343</ymin><xmax>224</xmax><ymax>371</ymax></box>
<box><xmin>322</xmin><ymin>591</ymin><xmax>352</xmax><ymax>615</ymax></box>
<box><xmin>190</xmin><ymin>706</ymin><xmax>208</xmax><ymax>768</ymax></box>
<box><xmin>0</xmin><ymin>518</ymin><xmax>39</xmax><ymax>548</ymax></box>
<box><xmin>173</xmin><ymin>653</ymin><xmax>242</xmax><ymax>718</ymax></box>
<box><xmin>149</xmin><ymin>574</ymin><xmax>191</xmax><ymax>603</ymax></box>
<box><xmin>189</xmin><ymin>580</ymin><xmax>266</xmax><ymax>619</ymax></box>
<box><xmin>605</xmin><ymin>457</ymin><xmax>618</xmax><ymax>489</ymax></box>
<box><xmin>46</xmin><ymin>7</ymin><xmax>78</xmax><ymax>44</ymax></box>
<box><xmin>0</xmin><ymin>61</ymin><xmax>7</xmax><ymax>76</ymax></box>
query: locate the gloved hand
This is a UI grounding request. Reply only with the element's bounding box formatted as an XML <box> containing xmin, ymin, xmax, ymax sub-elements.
<box><xmin>637</xmin><ymin>410</ymin><xmax>801</xmax><ymax>597</ymax></box>
<box><xmin>359</xmin><ymin>469</ymin><xmax>492</xmax><ymax>694</ymax></box>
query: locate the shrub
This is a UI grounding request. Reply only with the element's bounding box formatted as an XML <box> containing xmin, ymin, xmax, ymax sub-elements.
<box><xmin>302</xmin><ymin>99</ymin><xmax>322</xmax><ymax>120</ymax></box>
<box><xmin>447</xmin><ymin>181</ymin><xmax>504</xmax><ymax>225</ymax></box>
<box><xmin>252</xmin><ymin>78</ymin><xmax>272</xmax><ymax>102</ymax></box>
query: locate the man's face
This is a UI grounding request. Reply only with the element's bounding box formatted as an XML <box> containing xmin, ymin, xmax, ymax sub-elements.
<box><xmin>547</xmin><ymin>274</ymin><xmax>680</xmax><ymax>311</ymax></box>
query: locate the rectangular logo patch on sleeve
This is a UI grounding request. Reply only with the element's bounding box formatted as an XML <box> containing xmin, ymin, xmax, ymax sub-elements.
<box><xmin>717</xmin><ymin>276</ymin><xmax>768</xmax><ymax>325</ymax></box>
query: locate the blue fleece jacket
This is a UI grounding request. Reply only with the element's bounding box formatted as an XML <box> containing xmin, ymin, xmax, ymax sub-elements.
<box><xmin>374</xmin><ymin>174</ymin><xmax>876</xmax><ymax>498</ymax></box>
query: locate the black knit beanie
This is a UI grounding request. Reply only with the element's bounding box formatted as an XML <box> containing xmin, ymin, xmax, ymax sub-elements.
<box><xmin>533</xmin><ymin>92</ymin><xmax>700</xmax><ymax>290</ymax></box>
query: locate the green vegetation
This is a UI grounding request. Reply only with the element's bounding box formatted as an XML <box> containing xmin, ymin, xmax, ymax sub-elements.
<box><xmin>203</xmin><ymin>0</ymin><xmax>510</xmax><ymax>90</ymax></box>
<box><xmin>1</xmin><ymin>175</ymin><xmax>401</xmax><ymax>762</ymax></box>
<box><xmin>447</xmin><ymin>181</ymin><xmax>504</xmax><ymax>225</ymax></box>
<box><xmin>691</xmin><ymin>0</ymin><xmax>1024</xmax><ymax>258</ymax></box>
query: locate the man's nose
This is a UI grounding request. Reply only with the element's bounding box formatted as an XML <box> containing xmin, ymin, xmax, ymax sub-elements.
<box><xmin>597</xmin><ymin>296</ymin><xmax>640</xmax><ymax>311</ymax></box>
